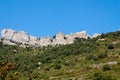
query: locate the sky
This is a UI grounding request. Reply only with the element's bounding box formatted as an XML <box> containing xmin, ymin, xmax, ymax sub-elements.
<box><xmin>0</xmin><ymin>0</ymin><xmax>120</xmax><ymax>37</ymax></box>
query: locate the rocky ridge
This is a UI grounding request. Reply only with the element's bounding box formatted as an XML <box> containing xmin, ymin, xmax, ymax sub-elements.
<box><xmin>0</xmin><ymin>29</ymin><xmax>100</xmax><ymax>47</ymax></box>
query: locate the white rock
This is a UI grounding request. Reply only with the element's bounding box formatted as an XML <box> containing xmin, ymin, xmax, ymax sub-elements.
<box><xmin>52</xmin><ymin>32</ymin><xmax>67</xmax><ymax>45</ymax></box>
<box><xmin>107</xmin><ymin>61</ymin><xmax>117</xmax><ymax>65</ymax></box>
<box><xmin>38</xmin><ymin>62</ymin><xmax>42</xmax><ymax>65</ymax></box>
<box><xmin>38</xmin><ymin>36</ymin><xmax>52</xmax><ymax>46</ymax></box>
<box><xmin>66</xmin><ymin>30</ymin><xmax>88</xmax><ymax>44</ymax></box>
<box><xmin>1</xmin><ymin>29</ymin><xmax>30</xmax><ymax>47</ymax></box>
<box><xmin>92</xmin><ymin>33</ymin><xmax>101</xmax><ymax>38</ymax></box>
<box><xmin>98</xmin><ymin>38</ymin><xmax>106</xmax><ymax>41</ymax></box>
<box><xmin>1</xmin><ymin>29</ymin><xmax>90</xmax><ymax>47</ymax></box>
<box><xmin>28</xmin><ymin>36</ymin><xmax>38</xmax><ymax>46</ymax></box>
<box><xmin>2</xmin><ymin>39</ymin><xmax>16</xmax><ymax>45</ymax></box>
<box><xmin>13</xmin><ymin>49</ymin><xmax>17</xmax><ymax>53</ymax></box>
<box><xmin>1</xmin><ymin>29</ymin><xmax>16</xmax><ymax>40</ymax></box>
<box><xmin>12</xmin><ymin>31</ymin><xmax>29</xmax><ymax>44</ymax></box>
<box><xmin>29</xmin><ymin>35</ymin><xmax>37</xmax><ymax>41</ymax></box>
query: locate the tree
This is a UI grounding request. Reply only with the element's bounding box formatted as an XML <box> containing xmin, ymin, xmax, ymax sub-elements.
<box><xmin>98</xmin><ymin>53</ymin><xmax>108</xmax><ymax>59</ymax></box>
<box><xmin>102</xmin><ymin>64</ymin><xmax>110</xmax><ymax>71</ymax></box>
<box><xmin>108</xmin><ymin>44</ymin><xmax>114</xmax><ymax>49</ymax></box>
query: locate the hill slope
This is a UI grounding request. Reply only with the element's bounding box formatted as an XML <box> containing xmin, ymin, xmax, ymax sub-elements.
<box><xmin>0</xmin><ymin>30</ymin><xmax>120</xmax><ymax>80</ymax></box>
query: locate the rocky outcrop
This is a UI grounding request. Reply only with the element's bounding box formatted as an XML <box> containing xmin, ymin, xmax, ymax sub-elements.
<box><xmin>92</xmin><ymin>33</ymin><xmax>101</xmax><ymax>38</ymax></box>
<box><xmin>1</xmin><ymin>29</ymin><xmax>30</xmax><ymax>45</ymax></box>
<box><xmin>1</xmin><ymin>29</ymin><xmax>16</xmax><ymax>40</ymax></box>
<box><xmin>52</xmin><ymin>32</ymin><xmax>67</xmax><ymax>45</ymax></box>
<box><xmin>66</xmin><ymin>31</ymin><xmax>88</xmax><ymax>44</ymax></box>
<box><xmin>1</xmin><ymin>29</ymin><xmax>89</xmax><ymax>47</ymax></box>
<box><xmin>38</xmin><ymin>36</ymin><xmax>52</xmax><ymax>46</ymax></box>
<box><xmin>28</xmin><ymin>36</ymin><xmax>38</xmax><ymax>46</ymax></box>
<box><xmin>12</xmin><ymin>31</ymin><xmax>29</xmax><ymax>44</ymax></box>
<box><xmin>2</xmin><ymin>39</ymin><xmax>16</xmax><ymax>45</ymax></box>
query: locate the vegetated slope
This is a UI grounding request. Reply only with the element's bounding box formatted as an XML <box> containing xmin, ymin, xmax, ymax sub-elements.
<box><xmin>0</xmin><ymin>31</ymin><xmax>120</xmax><ymax>80</ymax></box>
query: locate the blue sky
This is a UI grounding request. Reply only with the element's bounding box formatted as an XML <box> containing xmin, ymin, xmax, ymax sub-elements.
<box><xmin>0</xmin><ymin>0</ymin><xmax>120</xmax><ymax>37</ymax></box>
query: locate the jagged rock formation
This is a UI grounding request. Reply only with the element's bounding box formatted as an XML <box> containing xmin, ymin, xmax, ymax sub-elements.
<box><xmin>1</xmin><ymin>29</ymin><xmax>16</xmax><ymax>40</ymax></box>
<box><xmin>12</xmin><ymin>31</ymin><xmax>29</xmax><ymax>43</ymax></box>
<box><xmin>92</xmin><ymin>33</ymin><xmax>101</xmax><ymax>38</ymax></box>
<box><xmin>38</xmin><ymin>36</ymin><xmax>52</xmax><ymax>46</ymax></box>
<box><xmin>1</xmin><ymin>29</ymin><xmax>30</xmax><ymax>46</ymax></box>
<box><xmin>66</xmin><ymin>31</ymin><xmax>88</xmax><ymax>44</ymax></box>
<box><xmin>1</xmin><ymin>29</ymin><xmax>89</xmax><ymax>47</ymax></box>
<box><xmin>52</xmin><ymin>32</ymin><xmax>67</xmax><ymax>45</ymax></box>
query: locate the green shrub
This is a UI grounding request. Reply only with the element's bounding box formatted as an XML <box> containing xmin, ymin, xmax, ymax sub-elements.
<box><xmin>98</xmin><ymin>53</ymin><xmax>108</xmax><ymax>59</ymax></box>
<box><xmin>86</xmin><ymin>54</ymin><xmax>98</xmax><ymax>61</ymax></box>
<box><xmin>101</xmin><ymin>33</ymin><xmax>106</xmax><ymax>38</ymax></box>
<box><xmin>44</xmin><ymin>67</ymin><xmax>50</xmax><ymax>71</ymax></box>
<box><xmin>93</xmin><ymin>72</ymin><xmax>116</xmax><ymax>80</ymax></box>
<box><xmin>54</xmin><ymin>64</ymin><xmax>61</xmax><ymax>69</ymax></box>
<box><xmin>108</xmin><ymin>44</ymin><xmax>114</xmax><ymax>49</ymax></box>
<box><xmin>102</xmin><ymin>64</ymin><xmax>111</xmax><ymax>71</ymax></box>
<box><xmin>93</xmin><ymin>72</ymin><xmax>103</xmax><ymax>80</ymax></box>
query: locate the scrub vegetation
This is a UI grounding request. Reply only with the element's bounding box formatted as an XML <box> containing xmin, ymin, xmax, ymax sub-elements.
<box><xmin>1</xmin><ymin>30</ymin><xmax>120</xmax><ymax>80</ymax></box>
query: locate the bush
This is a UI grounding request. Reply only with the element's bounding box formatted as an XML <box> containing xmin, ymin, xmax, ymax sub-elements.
<box><xmin>101</xmin><ymin>33</ymin><xmax>106</xmax><ymax>38</ymax></box>
<box><xmin>93</xmin><ymin>72</ymin><xmax>116</xmax><ymax>80</ymax></box>
<box><xmin>86</xmin><ymin>54</ymin><xmax>98</xmax><ymax>61</ymax></box>
<box><xmin>108</xmin><ymin>44</ymin><xmax>114</xmax><ymax>49</ymax></box>
<box><xmin>93</xmin><ymin>72</ymin><xmax>103</xmax><ymax>80</ymax></box>
<box><xmin>44</xmin><ymin>67</ymin><xmax>50</xmax><ymax>71</ymax></box>
<box><xmin>102</xmin><ymin>64</ymin><xmax>111</xmax><ymax>71</ymax></box>
<box><xmin>54</xmin><ymin>64</ymin><xmax>61</xmax><ymax>69</ymax></box>
<box><xmin>98</xmin><ymin>53</ymin><xmax>108</xmax><ymax>59</ymax></box>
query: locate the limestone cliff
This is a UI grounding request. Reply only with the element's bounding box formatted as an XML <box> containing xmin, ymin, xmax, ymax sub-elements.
<box><xmin>0</xmin><ymin>29</ymin><xmax>93</xmax><ymax>47</ymax></box>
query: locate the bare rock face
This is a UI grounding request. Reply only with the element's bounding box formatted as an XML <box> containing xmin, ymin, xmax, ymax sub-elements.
<box><xmin>38</xmin><ymin>36</ymin><xmax>52</xmax><ymax>46</ymax></box>
<box><xmin>66</xmin><ymin>30</ymin><xmax>88</xmax><ymax>44</ymax></box>
<box><xmin>2</xmin><ymin>39</ymin><xmax>16</xmax><ymax>45</ymax></box>
<box><xmin>1</xmin><ymin>29</ymin><xmax>89</xmax><ymax>47</ymax></box>
<box><xmin>1</xmin><ymin>29</ymin><xmax>17</xmax><ymax>45</ymax></box>
<box><xmin>29</xmin><ymin>36</ymin><xmax>37</xmax><ymax>41</ymax></box>
<box><xmin>52</xmin><ymin>32</ymin><xmax>67</xmax><ymax>45</ymax></box>
<box><xmin>28</xmin><ymin>36</ymin><xmax>38</xmax><ymax>46</ymax></box>
<box><xmin>1</xmin><ymin>29</ymin><xmax>30</xmax><ymax>46</ymax></box>
<box><xmin>12</xmin><ymin>31</ymin><xmax>30</xmax><ymax>44</ymax></box>
<box><xmin>92</xmin><ymin>33</ymin><xmax>101</xmax><ymax>38</ymax></box>
<box><xmin>1</xmin><ymin>29</ymin><xmax>16</xmax><ymax>40</ymax></box>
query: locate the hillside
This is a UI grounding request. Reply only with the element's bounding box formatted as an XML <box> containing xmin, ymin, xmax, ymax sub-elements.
<box><xmin>0</xmin><ymin>30</ymin><xmax>120</xmax><ymax>80</ymax></box>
